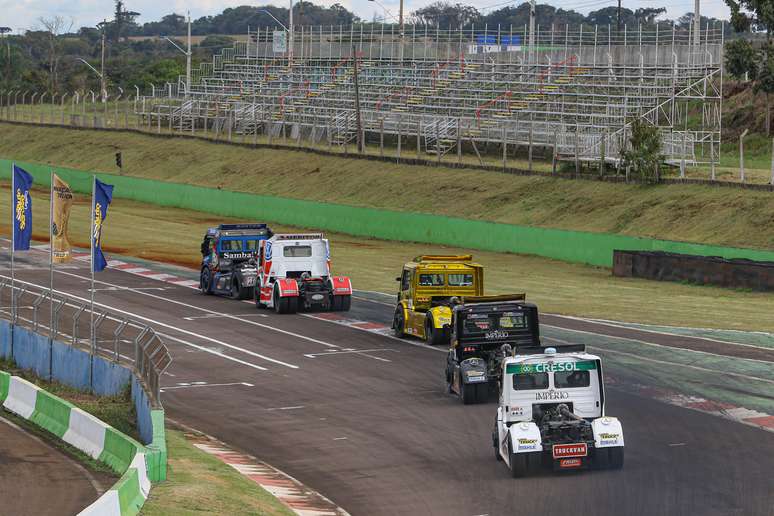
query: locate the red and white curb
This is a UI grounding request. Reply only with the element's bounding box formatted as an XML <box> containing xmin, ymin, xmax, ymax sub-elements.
<box><xmin>82</xmin><ymin>252</ymin><xmax>774</xmax><ymax>435</ymax></box>
<box><xmin>185</xmin><ymin>432</ymin><xmax>349</xmax><ymax>516</ymax></box>
<box><xmin>605</xmin><ymin>375</ymin><xmax>774</xmax><ymax>434</ymax></box>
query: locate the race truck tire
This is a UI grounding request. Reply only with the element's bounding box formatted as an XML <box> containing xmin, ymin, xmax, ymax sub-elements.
<box><xmin>424</xmin><ymin>317</ymin><xmax>445</xmax><ymax>346</ymax></box>
<box><xmin>273</xmin><ymin>289</ymin><xmax>298</xmax><ymax>314</ymax></box>
<box><xmin>493</xmin><ymin>421</ymin><xmax>503</xmax><ymax>461</ymax></box>
<box><xmin>231</xmin><ymin>279</ymin><xmax>252</xmax><ymax>301</ymax></box>
<box><xmin>200</xmin><ymin>268</ymin><xmax>213</xmax><ymax>295</ymax></box>
<box><xmin>596</xmin><ymin>446</ymin><xmax>624</xmax><ymax>470</ymax></box>
<box><xmin>392</xmin><ymin>308</ymin><xmax>405</xmax><ymax>338</ymax></box>
<box><xmin>331</xmin><ymin>295</ymin><xmax>351</xmax><ymax>312</ymax></box>
<box><xmin>508</xmin><ymin>441</ymin><xmax>529</xmax><ymax>478</ymax></box>
<box><xmin>609</xmin><ymin>447</ymin><xmax>624</xmax><ymax>469</ymax></box>
<box><xmin>461</xmin><ymin>383</ymin><xmax>478</xmax><ymax>405</ymax></box>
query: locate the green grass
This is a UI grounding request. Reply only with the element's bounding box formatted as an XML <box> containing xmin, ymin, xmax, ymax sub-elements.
<box><xmin>5</xmin><ymin>184</ymin><xmax>772</xmax><ymax>332</ymax></box>
<box><xmin>141</xmin><ymin>430</ymin><xmax>293</xmax><ymax>516</ymax></box>
<box><xmin>0</xmin><ymin>123</ymin><xmax>773</xmax><ymax>251</ymax></box>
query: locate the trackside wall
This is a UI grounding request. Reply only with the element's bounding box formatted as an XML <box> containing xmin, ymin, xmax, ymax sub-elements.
<box><xmin>0</xmin><ymin>321</ymin><xmax>167</xmax><ymax>482</ymax></box>
<box><xmin>2</xmin><ymin>158</ymin><xmax>773</xmax><ymax>267</ymax></box>
<box><xmin>0</xmin><ymin>372</ymin><xmax>152</xmax><ymax>515</ymax></box>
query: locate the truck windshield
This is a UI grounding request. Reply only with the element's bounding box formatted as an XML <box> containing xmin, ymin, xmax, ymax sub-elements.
<box><xmin>284</xmin><ymin>245</ymin><xmax>312</xmax><ymax>257</ymax></box>
<box><xmin>448</xmin><ymin>274</ymin><xmax>474</xmax><ymax>286</ymax></box>
<box><xmin>245</xmin><ymin>240</ymin><xmax>260</xmax><ymax>250</ymax></box>
<box><xmin>419</xmin><ymin>274</ymin><xmax>444</xmax><ymax>286</ymax></box>
<box><xmin>221</xmin><ymin>240</ymin><xmax>243</xmax><ymax>251</ymax></box>
<box><xmin>512</xmin><ymin>373</ymin><xmax>549</xmax><ymax>390</ymax></box>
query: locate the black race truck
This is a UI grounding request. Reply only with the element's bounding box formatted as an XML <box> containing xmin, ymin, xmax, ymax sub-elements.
<box><xmin>445</xmin><ymin>295</ymin><xmax>541</xmax><ymax>404</ymax></box>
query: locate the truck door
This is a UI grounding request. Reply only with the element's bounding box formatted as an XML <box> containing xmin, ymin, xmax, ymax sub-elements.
<box><xmin>398</xmin><ymin>268</ymin><xmax>411</xmax><ymax>303</ymax></box>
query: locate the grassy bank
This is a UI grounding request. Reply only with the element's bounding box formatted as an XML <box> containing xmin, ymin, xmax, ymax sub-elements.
<box><xmin>1</xmin><ymin>356</ymin><xmax>293</xmax><ymax>515</ymax></box>
<box><xmin>141</xmin><ymin>430</ymin><xmax>293</xmax><ymax>516</ymax></box>
<box><xmin>3</xmin><ymin>184</ymin><xmax>772</xmax><ymax>332</ymax></box>
<box><xmin>0</xmin><ymin>123</ymin><xmax>772</xmax><ymax>251</ymax></box>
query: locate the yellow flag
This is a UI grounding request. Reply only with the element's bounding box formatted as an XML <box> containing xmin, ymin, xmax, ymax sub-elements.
<box><xmin>52</xmin><ymin>174</ymin><xmax>74</xmax><ymax>263</ymax></box>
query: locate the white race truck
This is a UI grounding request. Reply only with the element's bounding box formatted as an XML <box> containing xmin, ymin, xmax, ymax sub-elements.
<box><xmin>255</xmin><ymin>233</ymin><xmax>352</xmax><ymax>314</ymax></box>
<box><xmin>493</xmin><ymin>345</ymin><xmax>624</xmax><ymax>476</ymax></box>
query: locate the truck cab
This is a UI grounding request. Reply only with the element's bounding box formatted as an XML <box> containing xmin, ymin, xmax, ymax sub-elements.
<box><xmin>200</xmin><ymin>223</ymin><xmax>272</xmax><ymax>299</ymax></box>
<box><xmin>392</xmin><ymin>255</ymin><xmax>483</xmax><ymax>345</ymax></box>
<box><xmin>493</xmin><ymin>346</ymin><xmax>624</xmax><ymax>476</ymax></box>
<box><xmin>446</xmin><ymin>296</ymin><xmax>539</xmax><ymax>404</ymax></box>
<box><xmin>255</xmin><ymin>233</ymin><xmax>352</xmax><ymax>314</ymax></box>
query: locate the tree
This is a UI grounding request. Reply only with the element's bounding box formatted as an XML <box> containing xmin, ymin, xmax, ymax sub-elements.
<box><xmin>111</xmin><ymin>1</ymin><xmax>141</xmax><ymax>42</ymax></box>
<box><xmin>634</xmin><ymin>8</ymin><xmax>666</xmax><ymax>25</ymax></box>
<box><xmin>38</xmin><ymin>15</ymin><xmax>73</xmax><ymax>93</ymax></box>
<box><xmin>725</xmin><ymin>39</ymin><xmax>757</xmax><ymax>79</ymax></box>
<box><xmin>620</xmin><ymin>119</ymin><xmax>663</xmax><ymax>184</ymax></box>
<box><xmin>411</xmin><ymin>2</ymin><xmax>480</xmax><ymax>28</ymax></box>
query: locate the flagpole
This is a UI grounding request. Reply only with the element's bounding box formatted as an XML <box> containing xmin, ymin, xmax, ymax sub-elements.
<box><xmin>90</xmin><ymin>174</ymin><xmax>96</xmax><ymax>357</ymax></box>
<box><xmin>10</xmin><ymin>162</ymin><xmax>15</xmax><ymax>320</ymax></box>
<box><xmin>49</xmin><ymin>170</ymin><xmax>54</xmax><ymax>338</ymax></box>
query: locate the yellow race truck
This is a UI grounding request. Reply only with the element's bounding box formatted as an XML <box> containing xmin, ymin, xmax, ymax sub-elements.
<box><xmin>392</xmin><ymin>255</ymin><xmax>484</xmax><ymax>345</ymax></box>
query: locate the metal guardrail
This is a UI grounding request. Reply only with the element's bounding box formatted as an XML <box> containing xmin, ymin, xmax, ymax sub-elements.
<box><xmin>0</xmin><ymin>282</ymin><xmax>172</xmax><ymax>406</ymax></box>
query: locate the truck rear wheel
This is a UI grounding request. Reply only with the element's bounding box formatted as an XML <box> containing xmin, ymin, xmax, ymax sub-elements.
<box><xmin>508</xmin><ymin>442</ymin><xmax>529</xmax><ymax>478</ymax></box>
<box><xmin>331</xmin><ymin>295</ymin><xmax>351</xmax><ymax>312</ymax></box>
<box><xmin>609</xmin><ymin>447</ymin><xmax>624</xmax><ymax>469</ymax></box>
<box><xmin>273</xmin><ymin>284</ymin><xmax>299</xmax><ymax>314</ymax></box>
<box><xmin>424</xmin><ymin>317</ymin><xmax>444</xmax><ymax>346</ymax></box>
<box><xmin>462</xmin><ymin>383</ymin><xmax>477</xmax><ymax>405</ymax></box>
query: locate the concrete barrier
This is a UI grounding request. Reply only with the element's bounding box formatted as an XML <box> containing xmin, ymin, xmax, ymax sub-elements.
<box><xmin>1</xmin><ymin>372</ymin><xmax>150</xmax><ymax>515</ymax></box>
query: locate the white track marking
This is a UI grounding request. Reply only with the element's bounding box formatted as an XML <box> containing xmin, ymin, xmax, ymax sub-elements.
<box><xmin>548</xmin><ymin>314</ymin><xmax>774</xmax><ymax>352</ymax></box>
<box><xmin>160</xmin><ymin>382</ymin><xmax>254</xmax><ymax>392</ymax></box>
<box><xmin>0</xmin><ymin>273</ymin><xmax>295</xmax><ymax>370</ymax></box>
<box><xmin>54</xmin><ymin>270</ymin><xmax>341</xmax><ymax>350</ymax></box>
<box><xmin>544</xmin><ymin>336</ymin><xmax>774</xmax><ymax>385</ymax></box>
<box><xmin>304</xmin><ymin>348</ymin><xmax>398</xmax><ymax>363</ymax></box>
<box><xmin>542</xmin><ymin>323</ymin><xmax>774</xmax><ymax>364</ymax></box>
<box><xmin>266</xmin><ymin>406</ymin><xmax>305</xmax><ymax>411</ymax></box>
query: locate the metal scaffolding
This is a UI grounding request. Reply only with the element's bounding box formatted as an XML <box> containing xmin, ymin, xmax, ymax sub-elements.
<box><xmin>136</xmin><ymin>22</ymin><xmax>723</xmax><ymax>166</ymax></box>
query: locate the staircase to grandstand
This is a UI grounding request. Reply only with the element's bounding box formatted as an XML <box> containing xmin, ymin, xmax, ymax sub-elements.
<box><xmin>137</xmin><ymin>24</ymin><xmax>723</xmax><ymax>166</ymax></box>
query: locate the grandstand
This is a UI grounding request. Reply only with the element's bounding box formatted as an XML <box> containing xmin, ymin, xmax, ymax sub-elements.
<box><xmin>135</xmin><ymin>22</ymin><xmax>723</xmax><ymax>168</ymax></box>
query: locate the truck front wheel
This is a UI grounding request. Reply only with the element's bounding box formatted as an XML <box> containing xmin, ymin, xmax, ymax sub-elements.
<box><xmin>392</xmin><ymin>308</ymin><xmax>405</xmax><ymax>338</ymax></box>
<box><xmin>200</xmin><ymin>268</ymin><xmax>213</xmax><ymax>295</ymax></box>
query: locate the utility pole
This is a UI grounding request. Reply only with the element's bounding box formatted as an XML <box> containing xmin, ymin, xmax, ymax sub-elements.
<box><xmin>289</xmin><ymin>0</ymin><xmax>294</xmax><ymax>64</ymax></box>
<box><xmin>352</xmin><ymin>44</ymin><xmax>363</xmax><ymax>153</ymax></box>
<box><xmin>186</xmin><ymin>11</ymin><xmax>192</xmax><ymax>95</ymax></box>
<box><xmin>693</xmin><ymin>0</ymin><xmax>701</xmax><ymax>46</ymax></box>
<box><xmin>617</xmin><ymin>0</ymin><xmax>622</xmax><ymax>33</ymax></box>
<box><xmin>399</xmin><ymin>0</ymin><xmax>404</xmax><ymax>60</ymax></box>
<box><xmin>529</xmin><ymin>0</ymin><xmax>536</xmax><ymax>65</ymax></box>
<box><xmin>0</xmin><ymin>28</ymin><xmax>11</xmax><ymax>83</ymax></box>
<box><xmin>100</xmin><ymin>20</ymin><xmax>106</xmax><ymax>103</ymax></box>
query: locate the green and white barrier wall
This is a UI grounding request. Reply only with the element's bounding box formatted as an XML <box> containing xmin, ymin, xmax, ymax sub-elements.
<box><xmin>0</xmin><ymin>369</ymin><xmax>162</xmax><ymax>515</ymax></box>
<box><xmin>2</xmin><ymin>158</ymin><xmax>773</xmax><ymax>267</ymax></box>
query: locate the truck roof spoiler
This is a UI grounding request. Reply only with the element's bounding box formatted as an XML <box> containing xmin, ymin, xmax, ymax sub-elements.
<box><xmin>217</xmin><ymin>223</ymin><xmax>269</xmax><ymax>230</ymax></box>
<box><xmin>413</xmin><ymin>255</ymin><xmax>473</xmax><ymax>262</ymax></box>
<box><xmin>513</xmin><ymin>344</ymin><xmax>587</xmax><ymax>355</ymax></box>
<box><xmin>273</xmin><ymin>233</ymin><xmax>325</xmax><ymax>240</ymax></box>
<box><xmin>460</xmin><ymin>294</ymin><xmax>526</xmax><ymax>304</ymax></box>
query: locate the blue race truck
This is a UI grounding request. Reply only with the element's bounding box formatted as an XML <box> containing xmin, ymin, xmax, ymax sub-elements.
<box><xmin>199</xmin><ymin>223</ymin><xmax>273</xmax><ymax>299</ymax></box>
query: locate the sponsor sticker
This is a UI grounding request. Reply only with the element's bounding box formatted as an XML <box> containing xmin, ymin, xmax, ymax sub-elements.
<box><xmin>552</xmin><ymin>443</ymin><xmax>588</xmax><ymax>459</ymax></box>
<box><xmin>600</xmin><ymin>440</ymin><xmax>619</xmax><ymax>446</ymax></box>
<box><xmin>507</xmin><ymin>360</ymin><xmax>597</xmax><ymax>375</ymax></box>
<box><xmin>517</xmin><ymin>438</ymin><xmax>537</xmax><ymax>445</ymax></box>
<box><xmin>535</xmin><ymin>390</ymin><xmax>569</xmax><ymax>401</ymax></box>
<box><xmin>559</xmin><ymin>458</ymin><xmax>583</xmax><ymax>469</ymax></box>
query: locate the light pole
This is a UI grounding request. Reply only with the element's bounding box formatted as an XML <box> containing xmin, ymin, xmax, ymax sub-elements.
<box><xmin>0</xmin><ymin>27</ymin><xmax>10</xmax><ymax>81</ymax></box>
<box><xmin>160</xmin><ymin>12</ymin><xmax>192</xmax><ymax>97</ymax></box>
<box><xmin>367</xmin><ymin>0</ymin><xmax>403</xmax><ymax>59</ymax></box>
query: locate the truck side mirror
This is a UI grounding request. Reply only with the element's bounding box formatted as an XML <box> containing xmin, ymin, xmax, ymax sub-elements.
<box><xmin>395</xmin><ymin>277</ymin><xmax>401</xmax><ymax>282</ymax></box>
<box><xmin>200</xmin><ymin>241</ymin><xmax>208</xmax><ymax>256</ymax></box>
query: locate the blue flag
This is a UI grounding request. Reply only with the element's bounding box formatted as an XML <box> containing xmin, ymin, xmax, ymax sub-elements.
<box><xmin>92</xmin><ymin>178</ymin><xmax>114</xmax><ymax>272</ymax></box>
<box><xmin>12</xmin><ymin>165</ymin><xmax>33</xmax><ymax>251</ymax></box>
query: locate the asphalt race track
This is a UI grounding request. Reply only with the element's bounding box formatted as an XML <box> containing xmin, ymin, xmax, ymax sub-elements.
<box><xmin>0</xmin><ymin>415</ymin><xmax>107</xmax><ymax>516</ymax></box>
<box><xmin>3</xmin><ymin>251</ymin><xmax>774</xmax><ymax>516</ymax></box>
